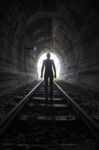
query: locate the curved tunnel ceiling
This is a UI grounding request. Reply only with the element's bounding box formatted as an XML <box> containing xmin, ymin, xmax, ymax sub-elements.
<box><xmin>23</xmin><ymin>0</ymin><xmax>82</xmax><ymax>60</ymax></box>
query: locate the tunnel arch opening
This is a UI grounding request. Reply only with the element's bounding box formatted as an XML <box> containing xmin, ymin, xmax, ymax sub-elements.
<box><xmin>37</xmin><ymin>52</ymin><xmax>60</xmax><ymax>79</ymax></box>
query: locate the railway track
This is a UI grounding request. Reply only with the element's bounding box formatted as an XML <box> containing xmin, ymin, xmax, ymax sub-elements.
<box><xmin>0</xmin><ymin>80</ymin><xmax>99</xmax><ymax>150</ymax></box>
<box><xmin>0</xmin><ymin>81</ymin><xmax>39</xmax><ymax>120</ymax></box>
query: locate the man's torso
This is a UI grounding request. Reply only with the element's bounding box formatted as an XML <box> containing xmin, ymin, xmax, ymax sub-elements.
<box><xmin>44</xmin><ymin>59</ymin><xmax>53</xmax><ymax>76</ymax></box>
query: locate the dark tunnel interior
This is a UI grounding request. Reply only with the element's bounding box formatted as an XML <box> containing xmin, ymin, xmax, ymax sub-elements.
<box><xmin>0</xmin><ymin>1</ymin><xmax>99</xmax><ymax>149</ymax></box>
<box><xmin>0</xmin><ymin>0</ymin><xmax>99</xmax><ymax>96</ymax></box>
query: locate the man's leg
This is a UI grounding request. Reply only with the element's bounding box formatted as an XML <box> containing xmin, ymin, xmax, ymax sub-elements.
<box><xmin>45</xmin><ymin>76</ymin><xmax>48</xmax><ymax>100</ymax></box>
<box><xmin>50</xmin><ymin>76</ymin><xmax>53</xmax><ymax>102</ymax></box>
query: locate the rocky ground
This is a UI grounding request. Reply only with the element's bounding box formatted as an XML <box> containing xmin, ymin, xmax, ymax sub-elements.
<box><xmin>0</xmin><ymin>80</ymin><xmax>39</xmax><ymax>119</ymax></box>
<box><xmin>57</xmin><ymin>80</ymin><xmax>99</xmax><ymax>122</ymax></box>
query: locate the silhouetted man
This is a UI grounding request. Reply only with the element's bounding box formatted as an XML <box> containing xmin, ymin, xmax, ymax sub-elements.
<box><xmin>41</xmin><ymin>53</ymin><xmax>56</xmax><ymax>102</ymax></box>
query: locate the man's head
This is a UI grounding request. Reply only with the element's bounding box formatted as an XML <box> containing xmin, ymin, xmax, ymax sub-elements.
<box><xmin>47</xmin><ymin>53</ymin><xmax>50</xmax><ymax>59</ymax></box>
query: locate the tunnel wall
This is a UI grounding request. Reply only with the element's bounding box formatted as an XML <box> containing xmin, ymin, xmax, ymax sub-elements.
<box><xmin>0</xmin><ymin>6</ymin><xmax>36</xmax><ymax>96</ymax></box>
<box><xmin>63</xmin><ymin>10</ymin><xmax>99</xmax><ymax>90</ymax></box>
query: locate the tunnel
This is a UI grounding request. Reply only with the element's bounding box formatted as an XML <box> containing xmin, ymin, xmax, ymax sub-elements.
<box><xmin>0</xmin><ymin>0</ymin><xmax>99</xmax><ymax>149</ymax></box>
<box><xmin>0</xmin><ymin>0</ymin><xmax>99</xmax><ymax>96</ymax></box>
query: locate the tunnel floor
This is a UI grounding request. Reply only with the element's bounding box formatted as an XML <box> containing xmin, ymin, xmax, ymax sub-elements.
<box><xmin>0</xmin><ymin>80</ymin><xmax>99</xmax><ymax>122</ymax></box>
<box><xmin>57</xmin><ymin>80</ymin><xmax>99</xmax><ymax>122</ymax></box>
<box><xmin>0</xmin><ymin>80</ymin><xmax>99</xmax><ymax>150</ymax></box>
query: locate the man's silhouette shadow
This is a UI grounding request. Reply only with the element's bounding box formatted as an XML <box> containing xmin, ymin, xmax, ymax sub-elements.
<box><xmin>41</xmin><ymin>53</ymin><xmax>56</xmax><ymax>104</ymax></box>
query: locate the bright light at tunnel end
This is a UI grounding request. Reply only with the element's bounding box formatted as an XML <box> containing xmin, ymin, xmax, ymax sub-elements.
<box><xmin>37</xmin><ymin>52</ymin><xmax>60</xmax><ymax>79</ymax></box>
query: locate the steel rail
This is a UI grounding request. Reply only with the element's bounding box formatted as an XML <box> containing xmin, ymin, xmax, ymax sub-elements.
<box><xmin>0</xmin><ymin>80</ymin><xmax>43</xmax><ymax>137</ymax></box>
<box><xmin>54</xmin><ymin>81</ymin><xmax>99</xmax><ymax>142</ymax></box>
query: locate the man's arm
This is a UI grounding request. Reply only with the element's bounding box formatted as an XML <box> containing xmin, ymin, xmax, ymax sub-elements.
<box><xmin>41</xmin><ymin>61</ymin><xmax>44</xmax><ymax>78</ymax></box>
<box><xmin>53</xmin><ymin>60</ymin><xmax>56</xmax><ymax>78</ymax></box>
